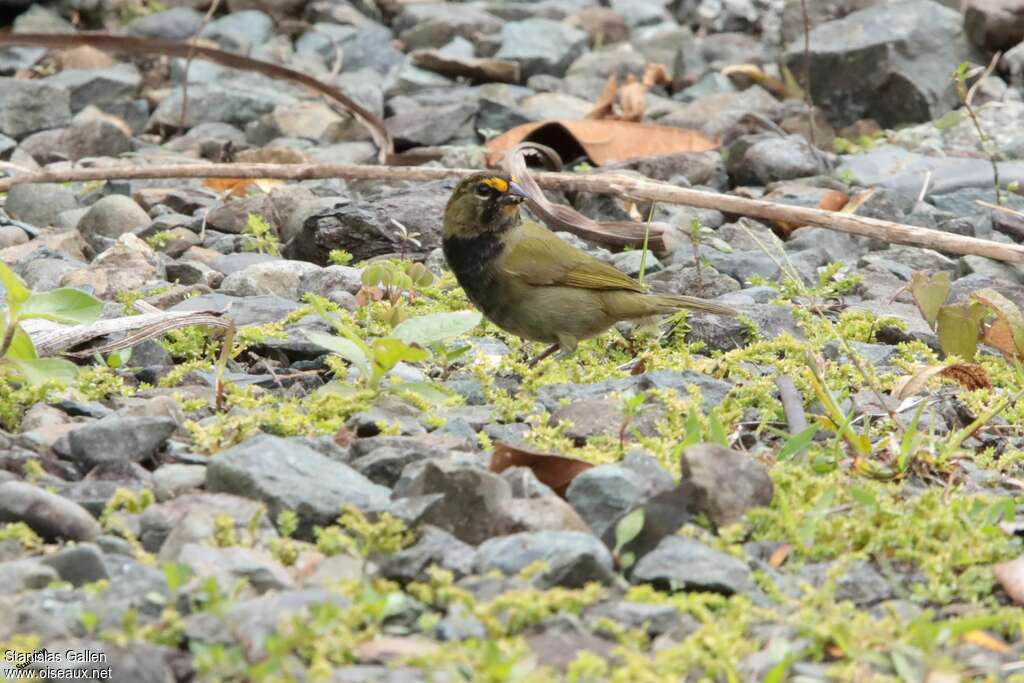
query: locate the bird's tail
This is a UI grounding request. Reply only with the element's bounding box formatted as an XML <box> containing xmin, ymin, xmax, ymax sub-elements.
<box><xmin>649</xmin><ymin>294</ymin><xmax>738</xmax><ymax>317</ymax></box>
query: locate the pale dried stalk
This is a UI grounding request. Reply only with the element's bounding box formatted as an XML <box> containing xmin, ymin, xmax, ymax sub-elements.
<box><xmin>2</xmin><ymin>162</ymin><xmax>1024</xmax><ymax>263</ymax></box>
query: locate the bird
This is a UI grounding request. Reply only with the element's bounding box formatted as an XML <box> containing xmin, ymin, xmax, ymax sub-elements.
<box><xmin>442</xmin><ymin>172</ymin><xmax>737</xmax><ymax>364</ymax></box>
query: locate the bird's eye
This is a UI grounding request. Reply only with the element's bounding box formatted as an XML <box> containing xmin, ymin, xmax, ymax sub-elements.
<box><xmin>475</xmin><ymin>182</ymin><xmax>492</xmax><ymax>197</ymax></box>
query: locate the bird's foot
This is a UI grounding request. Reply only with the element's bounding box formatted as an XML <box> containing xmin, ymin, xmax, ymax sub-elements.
<box><xmin>527</xmin><ymin>342</ymin><xmax>560</xmax><ymax>368</ymax></box>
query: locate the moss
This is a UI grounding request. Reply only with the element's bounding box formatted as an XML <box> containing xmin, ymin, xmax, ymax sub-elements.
<box><xmin>0</xmin><ymin>522</ymin><xmax>44</xmax><ymax>550</ymax></box>
<box><xmin>76</xmin><ymin>365</ymin><xmax>134</xmax><ymax>400</ymax></box>
<box><xmin>0</xmin><ymin>378</ymin><xmax>64</xmax><ymax>431</ymax></box>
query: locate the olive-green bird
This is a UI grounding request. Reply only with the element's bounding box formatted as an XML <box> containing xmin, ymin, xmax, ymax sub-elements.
<box><xmin>442</xmin><ymin>172</ymin><xmax>737</xmax><ymax>362</ymax></box>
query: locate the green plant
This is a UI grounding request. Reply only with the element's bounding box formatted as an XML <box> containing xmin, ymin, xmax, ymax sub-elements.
<box><xmin>0</xmin><ymin>262</ymin><xmax>103</xmax><ymax>385</ymax></box>
<box><xmin>305</xmin><ymin>296</ymin><xmax>481</xmax><ymax>390</ymax></box>
<box><xmin>328</xmin><ymin>249</ymin><xmax>354</xmax><ymax>266</ymax></box>
<box><xmin>953</xmin><ymin>58</ymin><xmax>1004</xmax><ymax>205</ymax></box>
<box><xmin>242</xmin><ymin>213</ymin><xmax>280</xmax><ymax>256</ymax></box>
<box><xmin>355</xmin><ymin>259</ymin><xmax>435</xmax><ymax>327</ymax></box>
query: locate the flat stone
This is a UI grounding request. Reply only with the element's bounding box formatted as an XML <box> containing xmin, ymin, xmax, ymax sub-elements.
<box><xmin>0</xmin><ymin>481</ymin><xmax>101</xmax><ymax>542</ymax></box>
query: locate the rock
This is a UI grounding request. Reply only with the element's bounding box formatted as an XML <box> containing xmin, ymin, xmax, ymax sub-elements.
<box><xmin>40</xmin><ymin>543</ymin><xmax>110</xmax><ymax>586</ymax></box>
<box><xmin>393</xmin><ymin>461</ymin><xmax>511</xmax><ymax>545</ymax></box>
<box><xmin>60</xmin><ymin>118</ymin><xmax>133</xmax><ymax>161</ymax></box>
<box><xmin>727</xmin><ymin>134</ymin><xmax>826</xmax><ymax>185</ymax></box>
<box><xmin>609</xmin><ymin>250</ymin><xmax>662</xmax><ymax>277</ymax></box>
<box><xmin>0</xmin><ymin>481</ymin><xmax>101</xmax><ymax>542</ymax></box>
<box><xmin>68</xmin><ymin>416</ymin><xmax>177</xmax><ymax>470</ymax></box>
<box><xmin>679</xmin><ymin>444</ymin><xmax>773</xmax><ymax>528</ymax></box>
<box><xmin>178</xmin><ymin>542</ymin><xmax>294</xmax><ymax>593</ymax></box>
<box><xmin>126</xmin><ymin>7</ymin><xmax>204</xmax><ymax>40</ymax></box>
<box><xmin>44</xmin><ymin>64</ymin><xmax>142</xmax><ymax>113</ymax></box>
<box><xmin>659</xmin><ymin>86</ymin><xmax>782</xmax><ymax>138</ymax></box>
<box><xmin>60</xmin><ymin>234</ymin><xmax>159</xmax><ymax>298</ymax></box>
<box><xmin>784</xmin><ymin>0</ymin><xmax>969</xmax><ymax>127</ymax></box>
<box><xmin>0</xmin><ymin>78</ymin><xmax>71</xmax><ymax>139</ymax></box>
<box><xmin>149</xmin><ymin>80</ymin><xmax>291</xmax><ymax>129</ymax></box>
<box><xmin>631</xmin><ymin>536</ymin><xmax>757</xmax><ymax>595</ymax></box>
<box><xmin>152</xmin><ymin>464</ymin><xmax>207</xmax><ymax>502</ymax></box>
<box><xmin>474</xmin><ymin>531</ymin><xmax>617</xmax><ymax>588</ymax></box>
<box><xmin>375</xmin><ymin>526</ymin><xmax>477</xmax><ymax>583</ymax></box>
<box><xmin>0</xmin><ymin>226</ymin><xmax>27</xmax><ymax>249</ymax></box>
<box><xmin>199</xmin><ymin>9</ymin><xmax>274</xmax><ymax>52</ymax></box>
<box><xmin>206</xmin><ymin>434</ymin><xmax>391</xmax><ymax>538</ymax></box>
<box><xmin>349</xmin><ymin>436</ymin><xmax>454</xmax><ymax>488</ymax></box>
<box><xmin>4</xmin><ymin>183</ymin><xmax>79</xmax><ymax>228</ymax></box>
<box><xmin>297</xmin><ymin>264</ymin><xmax>363</xmax><ymax>299</ymax></box>
<box><xmin>566</xmin><ymin>465</ymin><xmax>653</xmax><ymax>538</ymax></box>
<box><xmin>496</xmin><ymin>496</ymin><xmax>592</xmax><ymax>535</ymax></box>
<box><xmin>393</xmin><ymin>3</ymin><xmax>502</xmax><ymax>51</ymax></box>
<box><xmin>386</xmin><ymin>102</ymin><xmax>477</xmax><ymax>150</ymax></box>
<box><xmin>218</xmin><ymin>260</ymin><xmax>321</xmax><ymax>300</ymax></box>
<box><xmin>800</xmin><ymin>560</ymin><xmax>896</xmax><ymax>606</ymax></box>
<box><xmin>535</xmin><ymin>370</ymin><xmax>732</xmax><ymax>414</ymax></box>
<box><xmin>963</xmin><ymin>0</ymin><xmax>1024</xmax><ymax>51</ymax></box>
<box><xmin>0</xmin><ymin>558</ymin><xmax>59</xmax><ymax>593</ymax></box>
<box><xmin>495</xmin><ymin>19</ymin><xmax>588</xmax><ymax>79</ymax></box>
<box><xmin>77</xmin><ymin>195</ymin><xmax>151</xmax><ymax>254</ymax></box>
<box><xmin>283</xmin><ymin>181</ymin><xmax>450</xmax><ymax>264</ymax></box>
<box><xmin>686</xmin><ymin>303</ymin><xmax>803</xmax><ymax>352</ymax></box>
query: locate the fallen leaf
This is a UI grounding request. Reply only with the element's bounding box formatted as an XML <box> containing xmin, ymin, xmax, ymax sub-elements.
<box><xmin>936</xmin><ymin>302</ymin><xmax>987</xmax><ymax>361</ymax></box>
<box><xmin>204</xmin><ymin>178</ymin><xmax>260</xmax><ymax>197</ymax></box>
<box><xmin>840</xmin><ymin>188</ymin><xmax>878</xmax><ymax>215</ymax></box>
<box><xmin>994</xmin><ymin>555</ymin><xmax>1024</xmax><ymax>605</ymax></box>
<box><xmin>586</xmin><ymin>64</ymin><xmax>671</xmax><ymax>123</ymax></box>
<box><xmin>721</xmin><ymin>63</ymin><xmax>790</xmax><ymax>99</ymax></box>
<box><xmin>939</xmin><ymin>363</ymin><xmax>991</xmax><ymax>391</ymax></box>
<box><xmin>962</xmin><ymin>629</ymin><xmax>1010</xmax><ymax>653</ymax></box>
<box><xmin>817</xmin><ymin>190</ymin><xmax>849</xmax><ymax>213</ymax></box>
<box><xmin>971</xmin><ymin>288</ymin><xmax>1024</xmax><ymax>359</ymax></box>
<box><xmin>412</xmin><ymin>49</ymin><xmax>520</xmax><ymax>84</ymax></box>
<box><xmin>486</xmin><ymin>119</ymin><xmax>718</xmax><ymax>167</ymax></box>
<box><xmin>489</xmin><ymin>442</ymin><xmax>593</xmax><ymax>498</ymax></box>
<box><xmin>586</xmin><ymin>74</ymin><xmax>619</xmax><ymax>120</ymax></box>
<box><xmin>768</xmin><ymin>543</ymin><xmax>792</xmax><ymax>568</ymax></box>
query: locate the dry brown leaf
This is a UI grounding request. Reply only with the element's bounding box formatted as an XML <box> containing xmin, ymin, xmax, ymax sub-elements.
<box><xmin>840</xmin><ymin>188</ymin><xmax>878</xmax><ymax>214</ymax></box>
<box><xmin>489</xmin><ymin>442</ymin><xmax>594</xmax><ymax>498</ymax></box>
<box><xmin>962</xmin><ymin>629</ymin><xmax>1011</xmax><ymax>653</ymax></box>
<box><xmin>412</xmin><ymin>49</ymin><xmax>520</xmax><ymax>84</ymax></box>
<box><xmin>939</xmin><ymin>363</ymin><xmax>991</xmax><ymax>391</ymax></box>
<box><xmin>618</xmin><ymin>75</ymin><xmax>647</xmax><ymax>122</ymax></box>
<box><xmin>982</xmin><ymin>319</ymin><xmax>1018</xmax><ymax>358</ymax></box>
<box><xmin>768</xmin><ymin>543</ymin><xmax>792</xmax><ymax>568</ymax></box>
<box><xmin>641</xmin><ymin>63</ymin><xmax>670</xmax><ymax>88</ymax></box>
<box><xmin>817</xmin><ymin>190</ymin><xmax>850</xmax><ymax>213</ymax></box>
<box><xmin>721</xmin><ymin>63</ymin><xmax>789</xmax><ymax>99</ymax></box>
<box><xmin>586</xmin><ymin>74</ymin><xmax>619</xmax><ymax>120</ymax></box>
<box><xmin>486</xmin><ymin>119</ymin><xmax>718</xmax><ymax>166</ymax></box>
<box><xmin>891</xmin><ymin>364</ymin><xmax>949</xmax><ymax>401</ymax></box>
<box><xmin>994</xmin><ymin>555</ymin><xmax>1024</xmax><ymax>605</ymax></box>
<box><xmin>204</xmin><ymin>178</ymin><xmax>261</xmax><ymax>197</ymax></box>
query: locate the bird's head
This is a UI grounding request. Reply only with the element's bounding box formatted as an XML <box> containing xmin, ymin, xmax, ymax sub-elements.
<box><xmin>443</xmin><ymin>172</ymin><xmax>527</xmax><ymax>239</ymax></box>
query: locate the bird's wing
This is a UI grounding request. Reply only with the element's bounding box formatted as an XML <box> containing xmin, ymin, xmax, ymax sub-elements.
<box><xmin>501</xmin><ymin>220</ymin><xmax>645</xmax><ymax>292</ymax></box>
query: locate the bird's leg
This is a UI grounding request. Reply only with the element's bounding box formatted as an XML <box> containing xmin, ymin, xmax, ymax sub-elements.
<box><xmin>527</xmin><ymin>342</ymin><xmax>560</xmax><ymax>368</ymax></box>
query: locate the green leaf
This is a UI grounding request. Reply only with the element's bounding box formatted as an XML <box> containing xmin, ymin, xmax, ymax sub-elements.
<box><xmin>106</xmin><ymin>348</ymin><xmax>132</xmax><ymax>369</ymax></box>
<box><xmin>777</xmin><ymin>424</ymin><xmax>818</xmax><ymax>461</ymax></box>
<box><xmin>5</xmin><ymin>326</ymin><xmax>37</xmax><ymax>360</ymax></box>
<box><xmin>934</xmin><ymin>110</ymin><xmax>963</xmax><ymax>130</ymax></box>
<box><xmin>0</xmin><ymin>261</ymin><xmax>30</xmax><ymax>311</ymax></box>
<box><xmin>936</xmin><ymin>302</ymin><xmax>987</xmax><ymax>360</ymax></box>
<box><xmin>613</xmin><ymin>507</ymin><xmax>645</xmax><ymax>554</ymax></box>
<box><xmin>390</xmin><ymin>380</ymin><xmax>451</xmax><ymax>406</ymax></box>
<box><xmin>305</xmin><ymin>330</ymin><xmax>371</xmax><ymax>380</ymax></box>
<box><xmin>6</xmin><ymin>357</ymin><xmax>79</xmax><ymax>385</ymax></box>
<box><xmin>909</xmin><ymin>271</ymin><xmax>950</xmax><ymax>330</ymax></box>
<box><xmin>708</xmin><ymin>412</ymin><xmax>729</xmax><ymax>446</ymax></box>
<box><xmin>371</xmin><ymin>338</ymin><xmax>429</xmax><ymax>373</ymax></box>
<box><xmin>20</xmin><ymin>288</ymin><xmax>103</xmax><ymax>325</ymax></box>
<box><xmin>850</xmin><ymin>486</ymin><xmax>877</xmax><ymax>511</ymax></box>
<box><xmin>390</xmin><ymin>311</ymin><xmax>482</xmax><ymax>347</ymax></box>
<box><xmin>682</xmin><ymin>409</ymin><xmax>702</xmax><ymax>448</ymax></box>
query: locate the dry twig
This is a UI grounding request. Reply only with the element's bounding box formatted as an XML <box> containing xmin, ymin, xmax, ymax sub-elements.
<box><xmin>2</xmin><ymin>162</ymin><xmax>1024</xmax><ymax>263</ymax></box>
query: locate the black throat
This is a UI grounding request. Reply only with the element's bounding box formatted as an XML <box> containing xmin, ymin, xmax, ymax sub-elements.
<box><xmin>442</xmin><ymin>231</ymin><xmax>505</xmax><ymax>309</ymax></box>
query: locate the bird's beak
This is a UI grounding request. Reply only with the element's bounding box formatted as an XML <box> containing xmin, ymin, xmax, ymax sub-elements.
<box><xmin>505</xmin><ymin>181</ymin><xmax>528</xmax><ymax>204</ymax></box>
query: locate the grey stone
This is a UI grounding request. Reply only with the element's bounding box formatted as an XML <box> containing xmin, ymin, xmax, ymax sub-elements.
<box><xmin>566</xmin><ymin>465</ymin><xmax>650</xmax><ymax>539</ymax></box>
<box><xmin>631</xmin><ymin>535</ymin><xmax>757</xmax><ymax>595</ymax></box>
<box><xmin>199</xmin><ymin>9</ymin><xmax>274</xmax><ymax>52</ymax></box>
<box><xmin>40</xmin><ymin>543</ymin><xmax>109</xmax><ymax>586</ymax></box>
<box><xmin>349</xmin><ymin>436</ymin><xmax>454</xmax><ymax>488</ymax></box>
<box><xmin>0</xmin><ymin>558</ymin><xmax>59</xmax><ymax>593</ymax></box>
<box><xmin>0</xmin><ymin>79</ymin><xmax>71</xmax><ymax>139</ymax></box>
<box><xmin>68</xmin><ymin>416</ymin><xmax>177</xmax><ymax>470</ymax></box>
<box><xmin>152</xmin><ymin>464</ymin><xmax>207</xmax><ymax>502</ymax></box>
<box><xmin>0</xmin><ymin>481</ymin><xmax>101</xmax><ymax>542</ymax></box>
<box><xmin>535</xmin><ymin>370</ymin><xmax>732</xmax><ymax>413</ymax></box>
<box><xmin>495</xmin><ymin>18</ymin><xmax>588</xmax><ymax>78</ymax></box>
<box><xmin>127</xmin><ymin>7</ymin><xmax>205</xmax><ymax>40</ymax></box>
<box><xmin>375</xmin><ymin>526</ymin><xmax>476</xmax><ymax>583</ymax></box>
<box><xmin>297</xmin><ymin>23</ymin><xmax>403</xmax><ymax>74</ymax></box>
<box><xmin>60</xmin><ymin>118</ymin><xmax>133</xmax><ymax>161</ymax></box>
<box><xmin>44</xmin><ymin>64</ymin><xmax>142</xmax><ymax>113</ymax></box>
<box><xmin>393</xmin><ymin>3</ymin><xmax>502</xmax><ymax>50</ymax></box>
<box><xmin>609</xmin><ymin>250</ymin><xmax>662</xmax><ymax>277</ymax></box>
<box><xmin>149</xmin><ymin>80</ymin><xmax>292</xmax><ymax>129</ymax></box>
<box><xmin>728</xmin><ymin>134</ymin><xmax>826</xmax><ymax>185</ymax></box>
<box><xmin>178</xmin><ymin>542</ymin><xmax>294</xmax><ymax>593</ymax></box>
<box><xmin>392</xmin><ymin>460</ymin><xmax>512</xmax><ymax>545</ymax></box>
<box><xmin>659</xmin><ymin>86</ymin><xmax>781</xmax><ymax>138</ymax></box>
<box><xmin>296</xmin><ymin>264</ymin><xmax>366</xmax><ymax>298</ymax></box>
<box><xmin>218</xmin><ymin>260</ymin><xmax>321</xmax><ymax>300</ymax></box>
<box><xmin>784</xmin><ymin>0</ymin><xmax>969</xmax><ymax>127</ymax></box>
<box><xmin>206</xmin><ymin>435</ymin><xmax>390</xmax><ymax>538</ymax></box>
<box><xmin>77</xmin><ymin>195</ymin><xmax>151</xmax><ymax>254</ymax></box>
<box><xmin>4</xmin><ymin>183</ymin><xmax>78</xmax><ymax>228</ymax></box>
<box><xmin>679</xmin><ymin>443</ymin><xmax>773</xmax><ymax>528</ymax></box>
<box><xmin>475</xmin><ymin>531</ymin><xmax>617</xmax><ymax>588</ymax></box>
<box><xmin>386</xmin><ymin>102</ymin><xmax>477</xmax><ymax>150</ymax></box>
<box><xmin>686</xmin><ymin>303</ymin><xmax>804</xmax><ymax>352</ymax></box>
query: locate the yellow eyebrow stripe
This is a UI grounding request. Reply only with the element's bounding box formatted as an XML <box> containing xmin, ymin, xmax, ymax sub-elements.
<box><xmin>482</xmin><ymin>177</ymin><xmax>508</xmax><ymax>193</ymax></box>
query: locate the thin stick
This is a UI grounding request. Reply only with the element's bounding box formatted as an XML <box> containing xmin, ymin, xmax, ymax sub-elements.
<box><xmin>3</xmin><ymin>162</ymin><xmax>1024</xmax><ymax>263</ymax></box>
<box><xmin>179</xmin><ymin>0</ymin><xmax>224</xmax><ymax>129</ymax></box>
<box><xmin>776</xmin><ymin>375</ymin><xmax>807</xmax><ymax>436</ymax></box>
<box><xmin>799</xmin><ymin>0</ymin><xmax>816</xmax><ymax>149</ymax></box>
